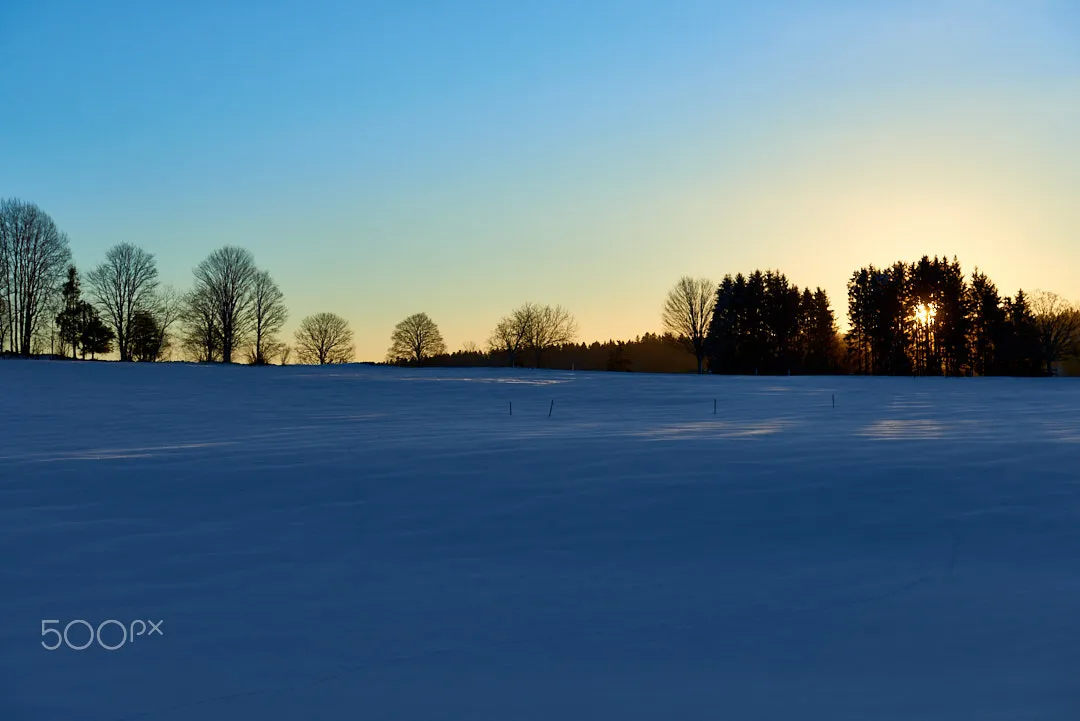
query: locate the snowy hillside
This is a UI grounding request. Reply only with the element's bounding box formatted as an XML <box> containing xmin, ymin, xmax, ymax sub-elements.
<box><xmin>2</xmin><ymin>361</ymin><xmax>1079</xmax><ymax>720</ymax></box>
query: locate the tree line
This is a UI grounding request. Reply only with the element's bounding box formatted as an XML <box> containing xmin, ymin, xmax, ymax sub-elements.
<box><xmin>0</xmin><ymin>198</ymin><xmax>584</xmax><ymax>369</ymax></box>
<box><xmin>657</xmin><ymin>258</ymin><xmax>1078</xmax><ymax>376</ymax></box>
<box><xmin>414</xmin><ymin>261</ymin><xmax>1078</xmax><ymax>376</ymax></box>
<box><xmin>3</xmin><ymin>197</ymin><xmax>1078</xmax><ymax>374</ymax></box>
<box><xmin>845</xmin><ymin>256</ymin><xmax>1072</xmax><ymax>377</ymax></box>
<box><xmin>0</xmin><ymin>198</ymin><xmax>353</xmax><ymax>365</ymax></box>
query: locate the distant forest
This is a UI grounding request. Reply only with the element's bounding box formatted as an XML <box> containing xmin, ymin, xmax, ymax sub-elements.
<box><xmin>422</xmin><ymin>262</ymin><xmax>1079</xmax><ymax>377</ymax></box>
<box><xmin>2</xmin><ymin>197</ymin><xmax>1079</xmax><ymax>376</ymax></box>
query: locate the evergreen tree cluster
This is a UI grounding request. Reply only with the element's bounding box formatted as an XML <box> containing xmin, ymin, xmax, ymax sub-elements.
<box><xmin>846</xmin><ymin>255</ymin><xmax>1043</xmax><ymax>376</ymax></box>
<box><xmin>425</xmin><ymin>333</ymin><xmax>699</xmax><ymax>374</ymax></box>
<box><xmin>705</xmin><ymin>270</ymin><xmax>841</xmax><ymax>375</ymax></box>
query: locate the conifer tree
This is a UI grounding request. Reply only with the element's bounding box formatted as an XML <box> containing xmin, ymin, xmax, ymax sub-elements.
<box><xmin>55</xmin><ymin>265</ymin><xmax>83</xmax><ymax>358</ymax></box>
<box><xmin>77</xmin><ymin>303</ymin><xmax>114</xmax><ymax>359</ymax></box>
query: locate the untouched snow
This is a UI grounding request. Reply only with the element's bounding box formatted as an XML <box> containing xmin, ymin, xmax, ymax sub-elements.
<box><xmin>2</xmin><ymin>361</ymin><xmax>1079</xmax><ymax>720</ymax></box>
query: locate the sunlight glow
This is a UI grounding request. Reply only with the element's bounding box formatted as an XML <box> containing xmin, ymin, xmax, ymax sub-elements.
<box><xmin>913</xmin><ymin>302</ymin><xmax>938</xmax><ymax>326</ymax></box>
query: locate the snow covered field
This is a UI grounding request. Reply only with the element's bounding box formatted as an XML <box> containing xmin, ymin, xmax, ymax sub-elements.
<box><xmin>2</xmin><ymin>361</ymin><xmax>1079</xmax><ymax>720</ymax></box>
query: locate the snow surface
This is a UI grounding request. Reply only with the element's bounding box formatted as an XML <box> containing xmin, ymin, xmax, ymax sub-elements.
<box><xmin>2</xmin><ymin>360</ymin><xmax>1079</xmax><ymax>720</ymax></box>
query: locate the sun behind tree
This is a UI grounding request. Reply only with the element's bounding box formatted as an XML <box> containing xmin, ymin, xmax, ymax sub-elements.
<box><xmin>388</xmin><ymin>312</ymin><xmax>446</xmax><ymax>365</ymax></box>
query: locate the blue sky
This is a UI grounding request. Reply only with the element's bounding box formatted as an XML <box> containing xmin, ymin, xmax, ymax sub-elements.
<box><xmin>2</xmin><ymin>0</ymin><xmax>1078</xmax><ymax>359</ymax></box>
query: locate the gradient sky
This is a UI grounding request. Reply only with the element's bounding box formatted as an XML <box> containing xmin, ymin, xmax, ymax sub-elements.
<box><xmin>2</xmin><ymin>0</ymin><xmax>1078</xmax><ymax>360</ymax></box>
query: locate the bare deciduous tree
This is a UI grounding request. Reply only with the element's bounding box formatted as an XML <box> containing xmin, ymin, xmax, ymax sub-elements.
<box><xmin>249</xmin><ymin>269</ymin><xmax>287</xmax><ymax>365</ymax></box>
<box><xmin>662</xmin><ymin>276</ymin><xmax>716</xmax><ymax>374</ymax></box>
<box><xmin>142</xmin><ymin>285</ymin><xmax>183</xmax><ymax>361</ymax></box>
<box><xmin>180</xmin><ymin>287</ymin><xmax>221</xmax><ymax>362</ymax></box>
<box><xmin>526</xmin><ymin>303</ymin><xmax>577</xmax><ymax>367</ymax></box>
<box><xmin>488</xmin><ymin>302</ymin><xmax>576</xmax><ymax>367</ymax></box>
<box><xmin>192</xmin><ymin>246</ymin><xmax>257</xmax><ymax>363</ymax></box>
<box><xmin>294</xmin><ymin>312</ymin><xmax>354</xmax><ymax>365</ymax></box>
<box><xmin>488</xmin><ymin>305</ymin><xmax>534</xmax><ymax>367</ymax></box>
<box><xmin>0</xmin><ymin>198</ymin><xmax>72</xmax><ymax>356</ymax></box>
<box><xmin>86</xmin><ymin>242</ymin><xmax>159</xmax><ymax>361</ymax></box>
<box><xmin>388</xmin><ymin>312</ymin><xmax>446</xmax><ymax>365</ymax></box>
<box><xmin>1030</xmin><ymin>290</ymin><xmax>1080</xmax><ymax>375</ymax></box>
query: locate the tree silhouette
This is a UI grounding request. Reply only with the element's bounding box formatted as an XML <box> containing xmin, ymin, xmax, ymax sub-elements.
<box><xmin>707</xmin><ymin>270</ymin><xmax>838</xmax><ymax>375</ymax></box>
<box><xmin>55</xmin><ymin>265</ymin><xmax>83</xmax><ymax>358</ymax></box>
<box><xmin>249</xmin><ymin>269</ymin><xmax>287</xmax><ymax>365</ymax></box>
<box><xmin>1000</xmin><ymin>291</ymin><xmax>1041</xmax><ymax>375</ymax></box>
<box><xmin>428</xmin><ymin>332</ymin><xmax>701</xmax><ymax>373</ymax></box>
<box><xmin>487</xmin><ymin>303</ymin><xmax>578</xmax><ymax>368</ymax></box>
<box><xmin>388</xmin><ymin>312</ymin><xmax>446</xmax><ymax>365</ymax></box>
<box><xmin>144</xmin><ymin>285</ymin><xmax>183</xmax><ymax>361</ymax></box>
<box><xmin>1030</xmin><ymin>291</ymin><xmax>1080</xmax><ymax>375</ymax></box>
<box><xmin>0</xmin><ymin>198</ymin><xmax>72</xmax><ymax>356</ymax></box>
<box><xmin>799</xmin><ymin>288</ymin><xmax>841</xmax><ymax>373</ymax></box>
<box><xmin>0</xmin><ymin>296</ymin><xmax>7</xmax><ymax>352</ymax></box>
<box><xmin>966</xmin><ymin>270</ymin><xmax>1006</xmax><ymax>376</ymax></box>
<box><xmin>129</xmin><ymin>310</ymin><xmax>165</xmax><ymax>361</ymax></box>
<box><xmin>842</xmin><ymin>256</ymin><xmax>1064</xmax><ymax>376</ymax></box>
<box><xmin>662</xmin><ymin>276</ymin><xmax>715</xmax><ymax>374</ymax></box>
<box><xmin>905</xmin><ymin>255</ymin><xmax>969</xmax><ymax>375</ymax></box>
<box><xmin>525</xmin><ymin>304</ymin><xmax>577</xmax><ymax>367</ymax></box>
<box><xmin>294</xmin><ymin>312</ymin><xmax>354</xmax><ymax>365</ymax></box>
<box><xmin>77</xmin><ymin>304</ymin><xmax>114</xmax><ymax>359</ymax></box>
<box><xmin>488</xmin><ymin>306</ymin><xmax>533</xmax><ymax>367</ymax></box>
<box><xmin>54</xmin><ymin>266</ymin><xmax>111</xmax><ymax>361</ymax></box>
<box><xmin>191</xmin><ymin>246</ymin><xmax>257</xmax><ymax>363</ymax></box>
<box><xmin>86</xmin><ymin>243</ymin><xmax>159</xmax><ymax>361</ymax></box>
<box><xmin>180</xmin><ymin>287</ymin><xmax>221</xmax><ymax>362</ymax></box>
